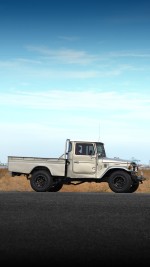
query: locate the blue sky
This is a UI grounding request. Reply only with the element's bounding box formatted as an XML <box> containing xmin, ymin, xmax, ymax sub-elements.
<box><xmin>0</xmin><ymin>0</ymin><xmax>150</xmax><ymax>164</ymax></box>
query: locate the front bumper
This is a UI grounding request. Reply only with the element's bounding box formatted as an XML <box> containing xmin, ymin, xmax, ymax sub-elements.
<box><xmin>136</xmin><ymin>175</ymin><xmax>146</xmax><ymax>182</ymax></box>
<box><xmin>131</xmin><ymin>172</ymin><xmax>146</xmax><ymax>183</ymax></box>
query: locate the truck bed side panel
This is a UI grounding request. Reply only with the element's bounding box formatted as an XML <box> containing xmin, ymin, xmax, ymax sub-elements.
<box><xmin>8</xmin><ymin>156</ymin><xmax>66</xmax><ymax>176</ymax></box>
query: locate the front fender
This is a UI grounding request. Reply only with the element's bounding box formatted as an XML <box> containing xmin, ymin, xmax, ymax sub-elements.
<box><xmin>99</xmin><ymin>166</ymin><xmax>131</xmax><ymax>180</ymax></box>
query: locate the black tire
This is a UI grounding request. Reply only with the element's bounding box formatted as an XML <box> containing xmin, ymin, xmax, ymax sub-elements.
<box><xmin>30</xmin><ymin>170</ymin><xmax>53</xmax><ymax>192</ymax></box>
<box><xmin>108</xmin><ymin>171</ymin><xmax>132</xmax><ymax>193</ymax></box>
<box><xmin>48</xmin><ymin>181</ymin><xmax>63</xmax><ymax>192</ymax></box>
<box><xmin>128</xmin><ymin>181</ymin><xmax>140</xmax><ymax>193</ymax></box>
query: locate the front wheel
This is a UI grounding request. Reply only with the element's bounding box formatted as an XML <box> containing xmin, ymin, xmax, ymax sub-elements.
<box><xmin>128</xmin><ymin>181</ymin><xmax>140</xmax><ymax>193</ymax></box>
<box><xmin>30</xmin><ymin>170</ymin><xmax>53</xmax><ymax>192</ymax></box>
<box><xmin>108</xmin><ymin>171</ymin><xmax>132</xmax><ymax>193</ymax></box>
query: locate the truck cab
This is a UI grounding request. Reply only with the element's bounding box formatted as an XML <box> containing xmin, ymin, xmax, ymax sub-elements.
<box><xmin>66</xmin><ymin>139</ymin><xmax>106</xmax><ymax>178</ymax></box>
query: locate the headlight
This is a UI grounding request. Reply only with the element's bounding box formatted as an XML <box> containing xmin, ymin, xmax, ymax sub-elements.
<box><xmin>128</xmin><ymin>161</ymin><xmax>138</xmax><ymax>171</ymax></box>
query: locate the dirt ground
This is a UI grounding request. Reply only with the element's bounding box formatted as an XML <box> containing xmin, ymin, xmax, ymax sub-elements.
<box><xmin>0</xmin><ymin>168</ymin><xmax>150</xmax><ymax>193</ymax></box>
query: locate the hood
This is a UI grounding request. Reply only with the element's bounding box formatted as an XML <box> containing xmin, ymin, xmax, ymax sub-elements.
<box><xmin>101</xmin><ymin>157</ymin><xmax>138</xmax><ymax>171</ymax></box>
<box><xmin>102</xmin><ymin>157</ymin><xmax>131</xmax><ymax>165</ymax></box>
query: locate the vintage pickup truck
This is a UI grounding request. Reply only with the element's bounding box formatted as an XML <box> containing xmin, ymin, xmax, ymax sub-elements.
<box><xmin>8</xmin><ymin>138</ymin><xmax>145</xmax><ymax>193</ymax></box>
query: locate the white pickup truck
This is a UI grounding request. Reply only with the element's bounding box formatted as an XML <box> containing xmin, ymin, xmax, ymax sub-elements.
<box><xmin>8</xmin><ymin>138</ymin><xmax>145</xmax><ymax>193</ymax></box>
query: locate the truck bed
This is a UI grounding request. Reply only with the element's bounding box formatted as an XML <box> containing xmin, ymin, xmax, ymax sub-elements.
<box><xmin>8</xmin><ymin>156</ymin><xmax>66</xmax><ymax>176</ymax></box>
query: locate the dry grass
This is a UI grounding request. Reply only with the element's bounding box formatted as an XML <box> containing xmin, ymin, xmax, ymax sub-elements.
<box><xmin>0</xmin><ymin>168</ymin><xmax>32</xmax><ymax>192</ymax></box>
<box><xmin>0</xmin><ymin>168</ymin><xmax>150</xmax><ymax>193</ymax></box>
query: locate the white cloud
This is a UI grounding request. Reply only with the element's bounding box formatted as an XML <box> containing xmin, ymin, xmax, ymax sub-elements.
<box><xmin>0</xmin><ymin>47</ymin><xmax>148</xmax><ymax>82</ymax></box>
<box><xmin>1</xmin><ymin>119</ymin><xmax>150</xmax><ymax>164</ymax></box>
<box><xmin>1</xmin><ymin>46</ymin><xmax>150</xmax><ymax>164</ymax></box>
<box><xmin>58</xmin><ymin>35</ymin><xmax>80</xmax><ymax>41</ymax></box>
<box><xmin>0</xmin><ymin>89</ymin><xmax>149</xmax><ymax>116</ymax></box>
<box><xmin>26</xmin><ymin>46</ymin><xmax>97</xmax><ymax>65</ymax></box>
<box><xmin>108</xmin><ymin>50</ymin><xmax>150</xmax><ymax>58</ymax></box>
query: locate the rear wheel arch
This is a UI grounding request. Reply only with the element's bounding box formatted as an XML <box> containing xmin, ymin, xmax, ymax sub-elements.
<box><xmin>31</xmin><ymin>166</ymin><xmax>51</xmax><ymax>176</ymax></box>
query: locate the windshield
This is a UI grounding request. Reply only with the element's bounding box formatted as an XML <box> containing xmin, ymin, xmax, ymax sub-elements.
<box><xmin>96</xmin><ymin>143</ymin><xmax>106</xmax><ymax>157</ymax></box>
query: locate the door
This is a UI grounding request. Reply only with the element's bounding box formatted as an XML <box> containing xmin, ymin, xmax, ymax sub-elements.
<box><xmin>72</xmin><ymin>142</ymin><xmax>97</xmax><ymax>177</ymax></box>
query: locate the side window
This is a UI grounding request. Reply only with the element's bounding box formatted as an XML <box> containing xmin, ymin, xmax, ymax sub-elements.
<box><xmin>75</xmin><ymin>144</ymin><xmax>83</xmax><ymax>155</ymax></box>
<box><xmin>75</xmin><ymin>143</ymin><xmax>95</xmax><ymax>155</ymax></box>
<box><xmin>87</xmin><ymin>145</ymin><xmax>95</xmax><ymax>155</ymax></box>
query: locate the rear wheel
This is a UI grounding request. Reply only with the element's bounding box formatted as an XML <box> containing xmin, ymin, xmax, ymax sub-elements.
<box><xmin>30</xmin><ymin>170</ymin><xmax>53</xmax><ymax>192</ymax></box>
<box><xmin>48</xmin><ymin>181</ymin><xmax>63</xmax><ymax>192</ymax></box>
<box><xmin>108</xmin><ymin>171</ymin><xmax>132</xmax><ymax>193</ymax></box>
